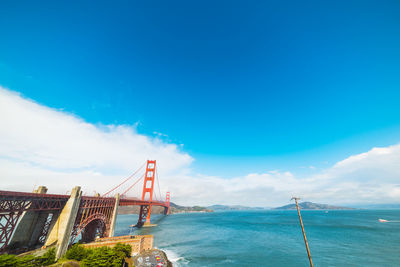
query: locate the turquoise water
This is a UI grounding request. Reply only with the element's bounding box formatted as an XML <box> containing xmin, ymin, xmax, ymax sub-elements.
<box><xmin>115</xmin><ymin>210</ymin><xmax>400</xmax><ymax>266</ymax></box>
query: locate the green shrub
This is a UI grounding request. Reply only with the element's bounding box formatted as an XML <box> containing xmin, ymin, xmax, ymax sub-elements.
<box><xmin>0</xmin><ymin>254</ymin><xmax>18</xmax><ymax>267</ymax></box>
<box><xmin>0</xmin><ymin>248</ymin><xmax>55</xmax><ymax>267</ymax></box>
<box><xmin>113</xmin><ymin>243</ymin><xmax>132</xmax><ymax>257</ymax></box>
<box><xmin>0</xmin><ymin>243</ymin><xmax>132</xmax><ymax>267</ymax></box>
<box><xmin>80</xmin><ymin>245</ymin><xmax>129</xmax><ymax>267</ymax></box>
<box><xmin>16</xmin><ymin>255</ymin><xmax>41</xmax><ymax>267</ymax></box>
<box><xmin>65</xmin><ymin>242</ymin><xmax>131</xmax><ymax>266</ymax></box>
<box><xmin>39</xmin><ymin>248</ymin><xmax>56</xmax><ymax>265</ymax></box>
<box><xmin>66</xmin><ymin>244</ymin><xmax>88</xmax><ymax>261</ymax></box>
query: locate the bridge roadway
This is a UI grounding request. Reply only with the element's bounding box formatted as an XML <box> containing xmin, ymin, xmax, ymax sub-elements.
<box><xmin>0</xmin><ymin>160</ymin><xmax>169</xmax><ymax>259</ymax></box>
<box><xmin>0</xmin><ymin>188</ymin><xmax>170</xmax><ymax>258</ymax></box>
<box><xmin>0</xmin><ymin>190</ymin><xmax>169</xmax><ymax>211</ymax></box>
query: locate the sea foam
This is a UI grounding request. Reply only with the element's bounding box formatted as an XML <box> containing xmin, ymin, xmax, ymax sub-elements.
<box><xmin>162</xmin><ymin>249</ymin><xmax>189</xmax><ymax>266</ymax></box>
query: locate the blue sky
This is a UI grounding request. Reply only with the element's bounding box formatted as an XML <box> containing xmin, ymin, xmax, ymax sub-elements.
<box><xmin>1</xmin><ymin>0</ymin><xmax>400</xmax><ymax>180</ymax></box>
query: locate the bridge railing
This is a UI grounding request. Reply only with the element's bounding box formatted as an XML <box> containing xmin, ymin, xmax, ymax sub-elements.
<box><xmin>0</xmin><ymin>190</ymin><xmax>69</xmax><ymax>199</ymax></box>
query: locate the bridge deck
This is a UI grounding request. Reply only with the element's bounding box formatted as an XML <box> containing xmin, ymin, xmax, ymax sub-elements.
<box><xmin>119</xmin><ymin>197</ymin><xmax>168</xmax><ymax>207</ymax></box>
<box><xmin>0</xmin><ymin>191</ymin><xmax>168</xmax><ymax>213</ymax></box>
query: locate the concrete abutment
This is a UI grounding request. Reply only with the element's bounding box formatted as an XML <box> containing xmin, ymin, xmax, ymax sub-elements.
<box><xmin>109</xmin><ymin>193</ymin><xmax>120</xmax><ymax>237</ymax></box>
<box><xmin>45</xmin><ymin>186</ymin><xmax>82</xmax><ymax>259</ymax></box>
<box><xmin>9</xmin><ymin>186</ymin><xmax>49</xmax><ymax>248</ymax></box>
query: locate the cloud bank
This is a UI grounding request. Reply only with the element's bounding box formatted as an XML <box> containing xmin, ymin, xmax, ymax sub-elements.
<box><xmin>1</xmin><ymin>86</ymin><xmax>400</xmax><ymax>206</ymax></box>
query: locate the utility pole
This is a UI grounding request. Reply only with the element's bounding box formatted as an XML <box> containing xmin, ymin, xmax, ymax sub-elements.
<box><xmin>291</xmin><ymin>197</ymin><xmax>313</xmax><ymax>267</ymax></box>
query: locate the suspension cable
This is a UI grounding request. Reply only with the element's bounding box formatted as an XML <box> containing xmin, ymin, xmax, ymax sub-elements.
<box><xmin>156</xmin><ymin>165</ymin><xmax>162</xmax><ymax>202</ymax></box>
<box><xmin>102</xmin><ymin>162</ymin><xmax>146</xmax><ymax>197</ymax></box>
<box><xmin>121</xmin><ymin>174</ymin><xmax>145</xmax><ymax>197</ymax></box>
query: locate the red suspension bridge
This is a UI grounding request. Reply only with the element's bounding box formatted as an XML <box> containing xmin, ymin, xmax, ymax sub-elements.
<box><xmin>0</xmin><ymin>160</ymin><xmax>170</xmax><ymax>258</ymax></box>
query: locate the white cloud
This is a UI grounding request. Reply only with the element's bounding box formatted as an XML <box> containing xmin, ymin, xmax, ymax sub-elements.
<box><xmin>1</xmin><ymin>86</ymin><xmax>400</xmax><ymax>207</ymax></box>
<box><xmin>151</xmin><ymin>142</ymin><xmax>400</xmax><ymax>206</ymax></box>
<box><xmin>0</xmin><ymin>87</ymin><xmax>192</xmax><ymax>195</ymax></box>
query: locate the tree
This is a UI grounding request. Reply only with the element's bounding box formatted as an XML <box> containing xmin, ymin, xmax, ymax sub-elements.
<box><xmin>0</xmin><ymin>254</ymin><xmax>18</xmax><ymax>267</ymax></box>
<box><xmin>39</xmin><ymin>248</ymin><xmax>56</xmax><ymax>265</ymax></box>
<box><xmin>113</xmin><ymin>243</ymin><xmax>132</xmax><ymax>257</ymax></box>
<box><xmin>0</xmin><ymin>248</ymin><xmax>55</xmax><ymax>267</ymax></box>
<box><xmin>80</xmin><ymin>244</ymin><xmax>131</xmax><ymax>267</ymax></box>
<box><xmin>66</xmin><ymin>244</ymin><xmax>89</xmax><ymax>261</ymax></box>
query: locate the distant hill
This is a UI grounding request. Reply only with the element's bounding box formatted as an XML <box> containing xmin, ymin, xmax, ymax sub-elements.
<box><xmin>274</xmin><ymin>201</ymin><xmax>354</xmax><ymax>210</ymax></box>
<box><xmin>169</xmin><ymin>202</ymin><xmax>213</xmax><ymax>214</ymax></box>
<box><xmin>207</xmin><ymin>204</ymin><xmax>268</xmax><ymax>211</ymax></box>
<box><xmin>118</xmin><ymin>202</ymin><xmax>212</xmax><ymax>215</ymax></box>
<box><xmin>353</xmin><ymin>203</ymin><xmax>400</xmax><ymax>209</ymax></box>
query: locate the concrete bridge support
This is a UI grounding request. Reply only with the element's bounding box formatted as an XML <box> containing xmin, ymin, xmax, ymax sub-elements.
<box><xmin>45</xmin><ymin>186</ymin><xmax>82</xmax><ymax>259</ymax></box>
<box><xmin>9</xmin><ymin>186</ymin><xmax>49</xmax><ymax>248</ymax></box>
<box><xmin>109</xmin><ymin>193</ymin><xmax>120</xmax><ymax>237</ymax></box>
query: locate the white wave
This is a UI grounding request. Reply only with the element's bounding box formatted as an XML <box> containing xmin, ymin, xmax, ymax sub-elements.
<box><xmin>162</xmin><ymin>249</ymin><xmax>189</xmax><ymax>266</ymax></box>
<box><xmin>379</xmin><ymin>218</ymin><xmax>400</xmax><ymax>223</ymax></box>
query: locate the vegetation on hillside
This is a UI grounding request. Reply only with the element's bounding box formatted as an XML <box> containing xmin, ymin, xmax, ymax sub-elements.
<box><xmin>0</xmin><ymin>243</ymin><xmax>132</xmax><ymax>267</ymax></box>
<box><xmin>65</xmin><ymin>243</ymin><xmax>132</xmax><ymax>267</ymax></box>
<box><xmin>0</xmin><ymin>248</ymin><xmax>56</xmax><ymax>267</ymax></box>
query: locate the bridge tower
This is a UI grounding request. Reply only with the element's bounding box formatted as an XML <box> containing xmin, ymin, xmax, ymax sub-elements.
<box><xmin>137</xmin><ymin>160</ymin><xmax>156</xmax><ymax>226</ymax></box>
<box><xmin>165</xmin><ymin>192</ymin><xmax>170</xmax><ymax>215</ymax></box>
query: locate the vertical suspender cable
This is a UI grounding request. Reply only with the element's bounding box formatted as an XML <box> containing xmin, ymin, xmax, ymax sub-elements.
<box><xmin>156</xmin><ymin>165</ymin><xmax>162</xmax><ymax>202</ymax></box>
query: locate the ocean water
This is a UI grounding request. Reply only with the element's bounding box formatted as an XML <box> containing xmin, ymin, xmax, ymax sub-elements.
<box><xmin>114</xmin><ymin>210</ymin><xmax>400</xmax><ymax>266</ymax></box>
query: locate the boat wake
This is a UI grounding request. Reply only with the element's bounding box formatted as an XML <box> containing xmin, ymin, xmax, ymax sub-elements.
<box><xmin>379</xmin><ymin>218</ymin><xmax>400</xmax><ymax>223</ymax></box>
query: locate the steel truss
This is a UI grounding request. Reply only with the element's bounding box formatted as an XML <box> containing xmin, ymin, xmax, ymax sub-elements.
<box><xmin>37</xmin><ymin>213</ymin><xmax>54</xmax><ymax>244</ymax></box>
<box><xmin>0</xmin><ymin>191</ymin><xmax>68</xmax><ymax>251</ymax></box>
<box><xmin>70</xmin><ymin>196</ymin><xmax>115</xmax><ymax>244</ymax></box>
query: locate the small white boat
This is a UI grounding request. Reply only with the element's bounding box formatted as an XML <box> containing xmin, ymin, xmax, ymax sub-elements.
<box><xmin>378</xmin><ymin>219</ymin><xmax>388</xmax><ymax>223</ymax></box>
